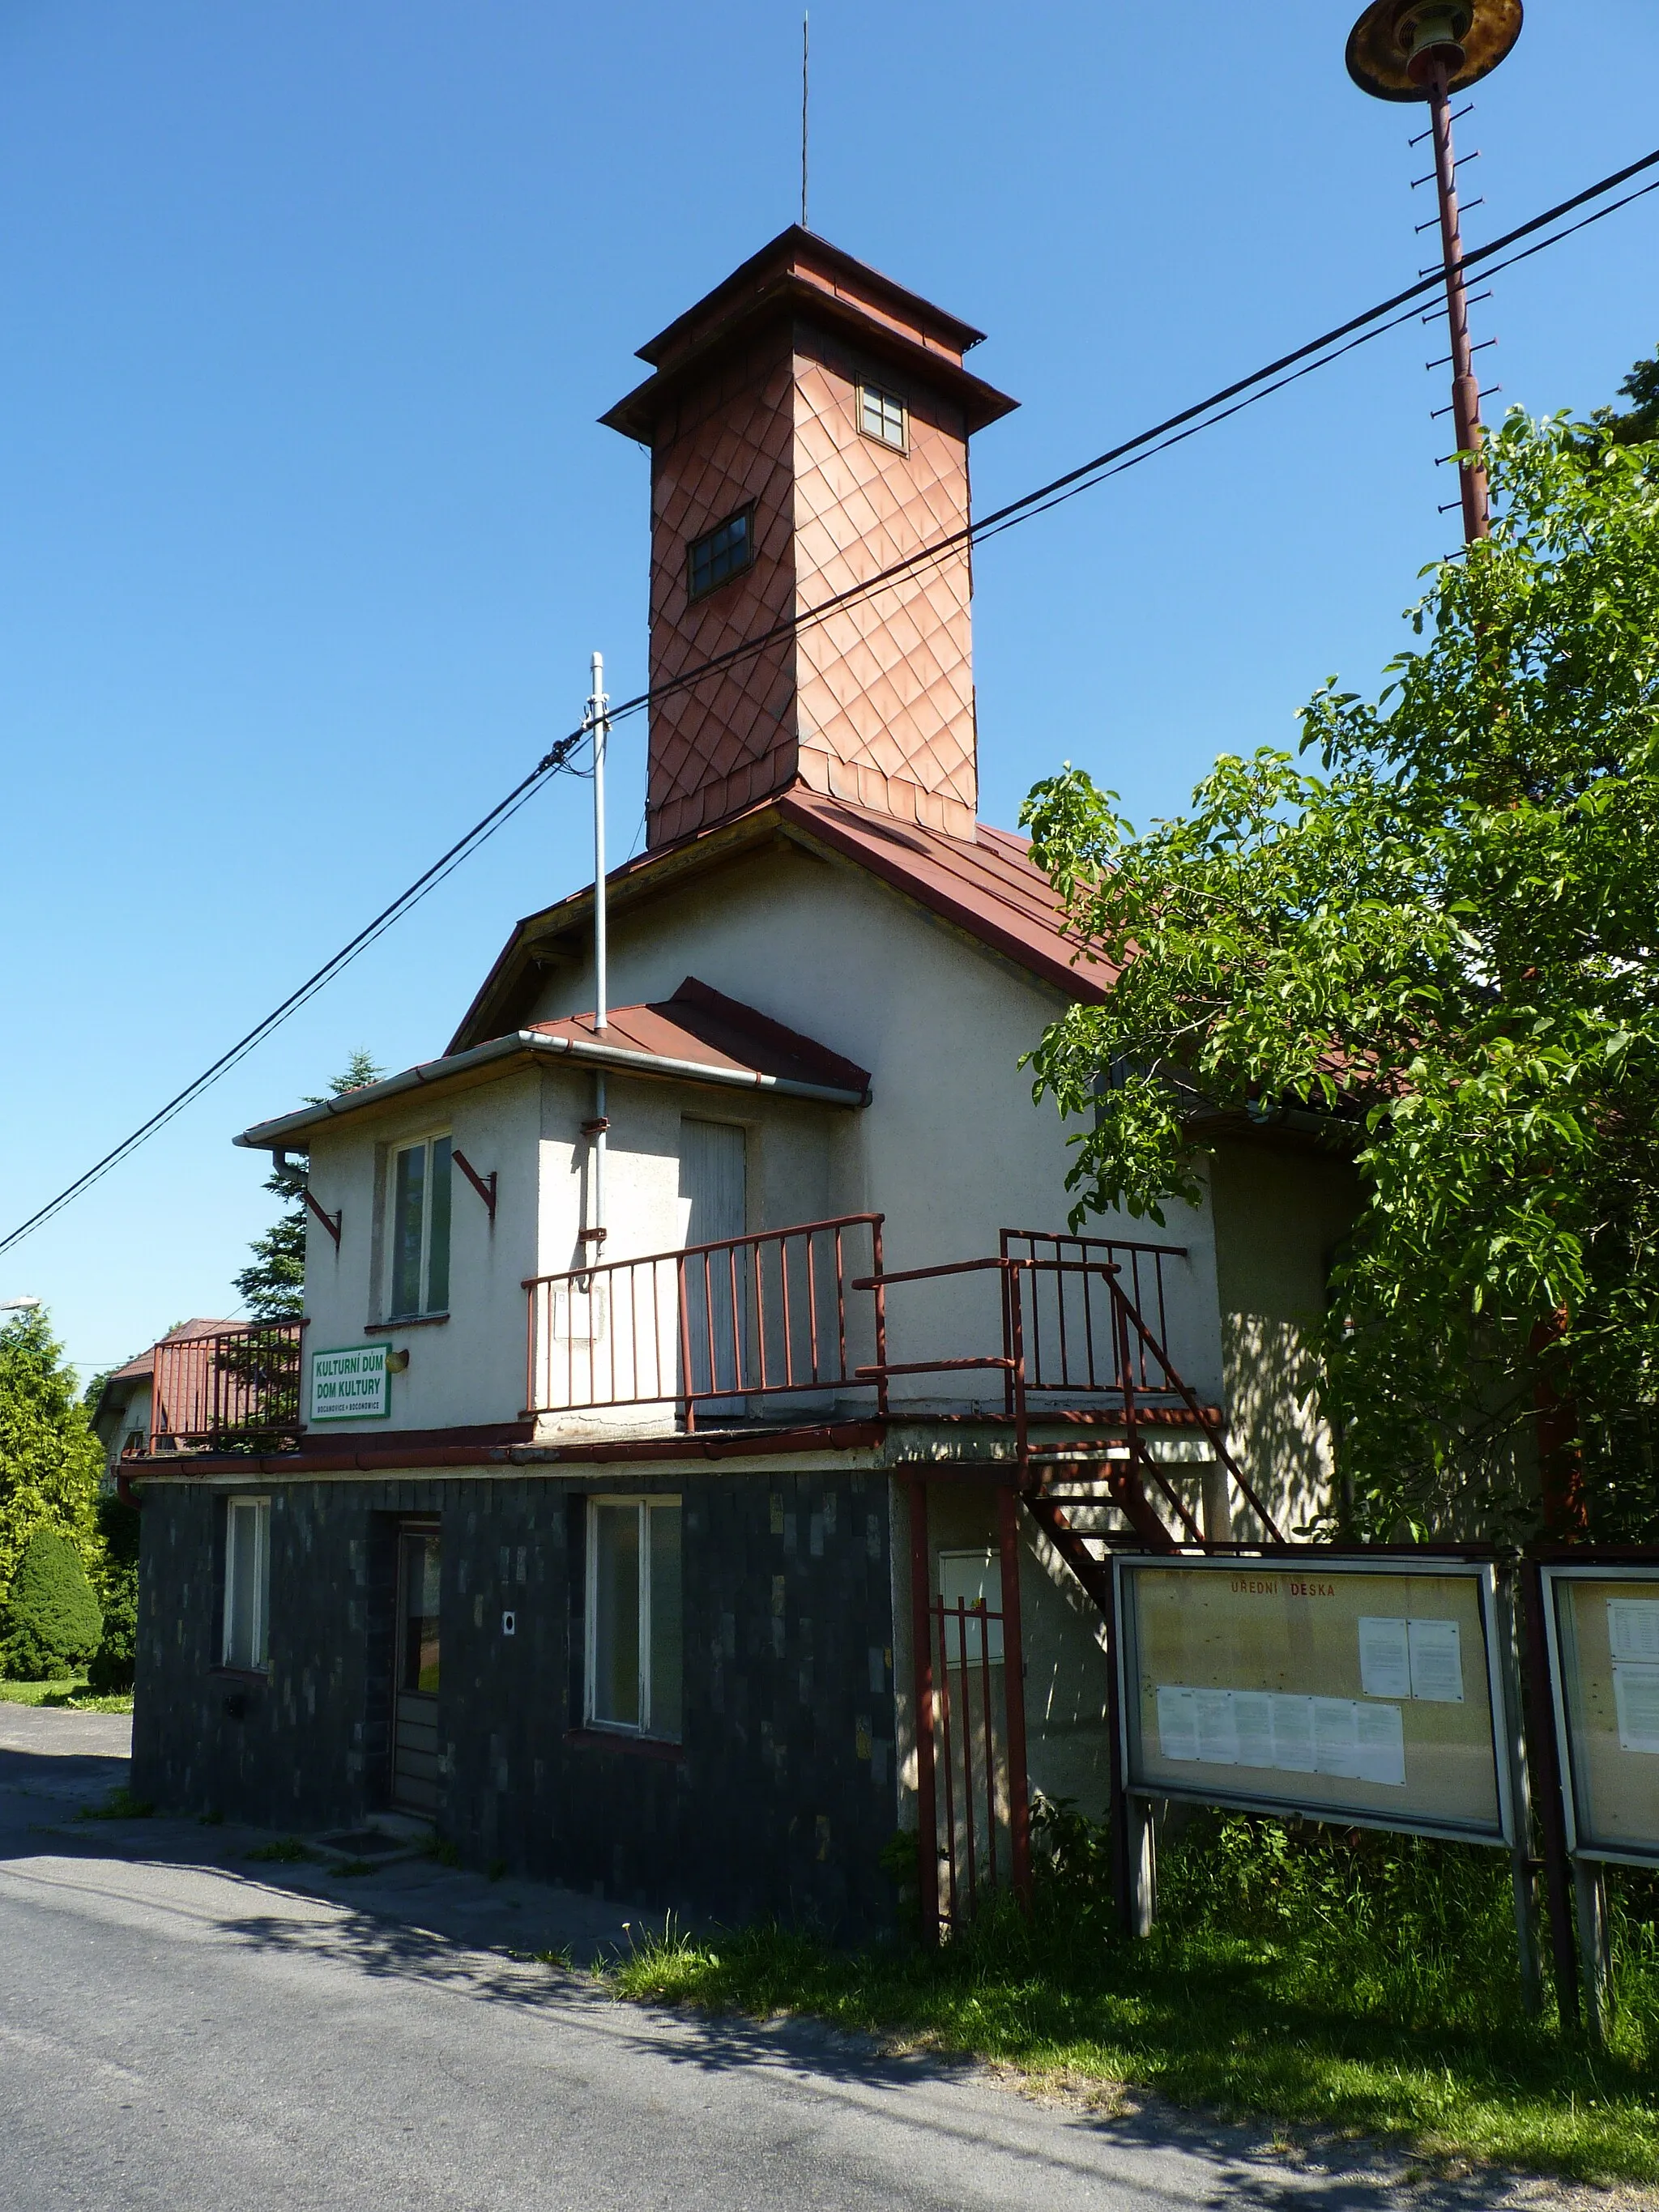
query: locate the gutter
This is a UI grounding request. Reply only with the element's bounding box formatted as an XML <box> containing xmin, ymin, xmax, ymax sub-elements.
<box><xmin>235</xmin><ymin>1029</ymin><xmax>868</xmax><ymax>1151</ymax></box>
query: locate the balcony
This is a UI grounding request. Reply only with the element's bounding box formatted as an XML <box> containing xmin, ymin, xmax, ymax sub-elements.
<box><xmin>146</xmin><ymin>1320</ymin><xmax>305</xmax><ymax>1455</ymax></box>
<box><xmin>522</xmin><ymin>1216</ymin><xmax>1276</xmax><ymax>1533</ymax></box>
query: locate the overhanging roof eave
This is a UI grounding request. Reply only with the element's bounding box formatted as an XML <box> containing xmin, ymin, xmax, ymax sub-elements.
<box><xmin>233</xmin><ymin>1029</ymin><xmax>868</xmax><ymax>1152</ymax></box>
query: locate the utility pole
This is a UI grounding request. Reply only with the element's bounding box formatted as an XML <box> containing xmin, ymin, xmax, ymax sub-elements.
<box><xmin>1346</xmin><ymin>0</ymin><xmax>1522</xmax><ymax>543</ymax></box>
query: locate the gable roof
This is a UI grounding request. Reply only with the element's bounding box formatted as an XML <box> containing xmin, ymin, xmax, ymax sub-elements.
<box><xmin>450</xmin><ymin>790</ymin><xmax>1111</xmax><ymax>1057</ymax></box>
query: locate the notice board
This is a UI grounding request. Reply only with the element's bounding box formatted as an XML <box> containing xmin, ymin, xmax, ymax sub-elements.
<box><xmin>1542</xmin><ymin>1562</ymin><xmax>1659</xmax><ymax>1868</ymax></box>
<box><xmin>1113</xmin><ymin>1554</ymin><xmax>1515</xmax><ymax>1845</ymax></box>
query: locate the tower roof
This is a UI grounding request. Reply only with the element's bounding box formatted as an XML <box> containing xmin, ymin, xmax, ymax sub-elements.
<box><xmin>600</xmin><ymin>227</ymin><xmax>1017</xmax><ymax>442</ymax></box>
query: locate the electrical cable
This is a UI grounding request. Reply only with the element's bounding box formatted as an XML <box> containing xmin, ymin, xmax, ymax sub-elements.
<box><xmin>0</xmin><ymin>729</ymin><xmax>592</xmax><ymax>1253</ymax></box>
<box><xmin>3</xmin><ymin>144</ymin><xmax>1656</xmax><ymax>1259</ymax></box>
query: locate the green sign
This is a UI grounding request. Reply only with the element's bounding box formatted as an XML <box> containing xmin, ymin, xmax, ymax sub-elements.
<box><xmin>309</xmin><ymin>1344</ymin><xmax>390</xmax><ymax>1423</ymax></box>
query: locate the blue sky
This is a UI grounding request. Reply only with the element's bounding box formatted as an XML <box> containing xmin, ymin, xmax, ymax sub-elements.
<box><xmin>3</xmin><ymin>0</ymin><xmax>1656</xmax><ymax>1382</ymax></box>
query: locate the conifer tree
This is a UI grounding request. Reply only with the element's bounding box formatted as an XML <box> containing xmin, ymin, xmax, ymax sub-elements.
<box><xmin>234</xmin><ymin>1050</ymin><xmax>383</xmax><ymax>1319</ymax></box>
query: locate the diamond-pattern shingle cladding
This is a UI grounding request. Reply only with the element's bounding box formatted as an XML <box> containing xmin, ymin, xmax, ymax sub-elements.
<box><xmin>605</xmin><ymin>230</ymin><xmax>1016</xmax><ymax>850</ymax></box>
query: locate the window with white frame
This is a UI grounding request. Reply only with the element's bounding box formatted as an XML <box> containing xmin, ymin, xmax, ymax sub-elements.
<box><xmin>586</xmin><ymin>1498</ymin><xmax>682</xmax><ymax>1741</ymax></box>
<box><xmin>388</xmin><ymin>1133</ymin><xmax>452</xmax><ymax>1318</ymax></box>
<box><xmin>858</xmin><ymin>384</ymin><xmax>907</xmax><ymax>451</ymax></box>
<box><xmin>223</xmin><ymin>1496</ymin><xmax>271</xmax><ymax>1672</ymax></box>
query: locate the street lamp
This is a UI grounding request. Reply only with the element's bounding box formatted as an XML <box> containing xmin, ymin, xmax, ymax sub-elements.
<box><xmin>0</xmin><ymin>1296</ymin><xmax>41</xmax><ymax>1311</ymax></box>
<box><xmin>1346</xmin><ymin>0</ymin><xmax>1524</xmax><ymax>543</ymax></box>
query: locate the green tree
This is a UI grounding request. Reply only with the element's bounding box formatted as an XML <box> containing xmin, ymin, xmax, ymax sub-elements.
<box><xmin>233</xmin><ymin>1050</ymin><xmax>383</xmax><ymax>1319</ymax></box>
<box><xmin>87</xmin><ymin>1490</ymin><xmax>141</xmax><ymax>1694</ymax></box>
<box><xmin>1021</xmin><ymin>411</ymin><xmax>1659</xmax><ymax>1544</ymax></box>
<box><xmin>1589</xmin><ymin>343</ymin><xmax>1659</xmax><ymax>450</ymax></box>
<box><xmin>1</xmin><ymin>1524</ymin><xmax>103</xmax><ymax>1680</ymax></box>
<box><xmin>0</xmin><ymin>1310</ymin><xmax>104</xmax><ymax>1613</ymax></box>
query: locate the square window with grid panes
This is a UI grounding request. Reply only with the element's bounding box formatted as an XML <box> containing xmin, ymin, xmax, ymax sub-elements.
<box><xmin>586</xmin><ymin>1498</ymin><xmax>682</xmax><ymax>1741</ymax></box>
<box><xmin>685</xmin><ymin>508</ymin><xmax>753</xmax><ymax>602</ymax></box>
<box><xmin>387</xmin><ymin>1134</ymin><xmax>451</xmax><ymax>1318</ymax></box>
<box><xmin>858</xmin><ymin>385</ymin><xmax>907</xmax><ymax>451</ymax></box>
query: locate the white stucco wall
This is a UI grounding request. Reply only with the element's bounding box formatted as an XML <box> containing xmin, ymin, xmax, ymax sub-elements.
<box><xmin>534</xmin><ymin>841</ymin><xmax>1226</xmax><ymax>1411</ymax></box>
<box><xmin>283</xmin><ymin>837</ymin><xmax>1241</xmax><ymax>1438</ymax></box>
<box><xmin>300</xmin><ymin>1069</ymin><xmax>544</xmax><ymax>1438</ymax></box>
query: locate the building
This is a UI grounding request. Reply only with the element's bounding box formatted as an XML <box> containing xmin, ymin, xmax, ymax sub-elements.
<box><xmin>124</xmin><ymin>231</ymin><xmax>1354</xmax><ymax>1934</ymax></box>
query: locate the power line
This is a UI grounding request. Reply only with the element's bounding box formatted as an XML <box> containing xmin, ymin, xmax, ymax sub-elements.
<box><xmin>3</xmin><ymin>144</ymin><xmax>1656</xmax><ymax>1260</ymax></box>
<box><xmin>0</xmin><ymin>729</ymin><xmax>592</xmax><ymax>1254</ymax></box>
<box><xmin>590</xmin><ymin>144</ymin><xmax>1659</xmax><ymax>735</ymax></box>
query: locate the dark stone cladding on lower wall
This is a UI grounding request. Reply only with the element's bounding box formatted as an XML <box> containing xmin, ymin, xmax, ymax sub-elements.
<box><xmin>130</xmin><ymin>1467</ymin><xmax>902</xmax><ymax>1937</ymax></box>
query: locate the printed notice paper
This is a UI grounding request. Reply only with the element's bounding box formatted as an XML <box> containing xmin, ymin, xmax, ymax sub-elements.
<box><xmin>1608</xmin><ymin>1600</ymin><xmax>1659</xmax><ymax>1664</ymax></box>
<box><xmin>1408</xmin><ymin>1618</ymin><xmax>1464</xmax><ymax>1703</ymax></box>
<box><xmin>1358</xmin><ymin>1617</ymin><xmax>1412</xmax><ymax>1699</ymax></box>
<box><xmin>1156</xmin><ymin>1686</ymin><xmax>1405</xmax><ymax>1787</ymax></box>
<box><xmin>1612</xmin><ymin>1663</ymin><xmax>1659</xmax><ymax>1755</ymax></box>
<box><xmin>1356</xmin><ymin>1616</ymin><xmax>1464</xmax><ymax>1703</ymax></box>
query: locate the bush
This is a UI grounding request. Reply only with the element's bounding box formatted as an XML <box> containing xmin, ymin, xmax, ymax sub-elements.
<box><xmin>2</xmin><ymin>1524</ymin><xmax>103</xmax><ymax>1679</ymax></box>
<box><xmin>86</xmin><ymin>1571</ymin><xmax>136</xmax><ymax>1694</ymax></box>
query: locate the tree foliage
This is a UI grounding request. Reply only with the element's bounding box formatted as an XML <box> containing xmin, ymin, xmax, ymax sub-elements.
<box><xmin>1021</xmin><ymin>412</ymin><xmax>1659</xmax><ymax>1541</ymax></box>
<box><xmin>0</xmin><ymin>1310</ymin><xmax>104</xmax><ymax>1605</ymax></box>
<box><xmin>1589</xmin><ymin>343</ymin><xmax>1659</xmax><ymax>451</ymax></box>
<box><xmin>1</xmin><ymin>1524</ymin><xmax>103</xmax><ymax>1680</ymax></box>
<box><xmin>233</xmin><ymin>1049</ymin><xmax>384</xmax><ymax>1319</ymax></box>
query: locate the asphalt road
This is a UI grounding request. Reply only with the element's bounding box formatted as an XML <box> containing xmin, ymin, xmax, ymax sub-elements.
<box><xmin>0</xmin><ymin>1707</ymin><xmax>1546</xmax><ymax>2212</ymax></box>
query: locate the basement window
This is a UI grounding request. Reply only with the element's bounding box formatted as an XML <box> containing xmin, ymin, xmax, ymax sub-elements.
<box><xmin>222</xmin><ymin>1496</ymin><xmax>271</xmax><ymax>1672</ymax></box>
<box><xmin>388</xmin><ymin>1134</ymin><xmax>452</xmax><ymax>1319</ymax></box>
<box><xmin>858</xmin><ymin>384</ymin><xmax>907</xmax><ymax>452</ymax></box>
<box><xmin>686</xmin><ymin>508</ymin><xmax>753</xmax><ymax>602</ymax></box>
<box><xmin>586</xmin><ymin>1498</ymin><xmax>683</xmax><ymax>1741</ymax></box>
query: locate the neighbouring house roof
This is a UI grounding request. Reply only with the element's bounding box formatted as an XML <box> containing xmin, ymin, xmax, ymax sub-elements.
<box><xmin>92</xmin><ymin>1319</ymin><xmax>239</xmax><ymax>1433</ymax></box>
<box><xmin>448</xmin><ymin>789</ymin><xmax>1113</xmax><ymax>1057</ymax></box>
<box><xmin>234</xmin><ymin>977</ymin><xmax>872</xmax><ymax>1154</ymax></box>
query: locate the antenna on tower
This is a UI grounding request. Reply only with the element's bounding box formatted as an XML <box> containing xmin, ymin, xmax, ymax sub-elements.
<box><xmin>800</xmin><ymin>12</ymin><xmax>810</xmax><ymax>231</ymax></box>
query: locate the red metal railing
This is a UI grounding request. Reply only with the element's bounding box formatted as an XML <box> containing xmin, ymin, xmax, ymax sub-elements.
<box><xmin>859</xmin><ymin>1243</ymin><xmax>1286</xmax><ymax>1545</ymax></box>
<box><xmin>931</xmin><ymin>1593</ymin><xmax>1010</xmax><ymax>1929</ymax></box>
<box><xmin>1000</xmin><ymin>1230</ymin><xmax>1181</xmax><ymax>1399</ymax></box>
<box><xmin>149</xmin><ymin>1322</ymin><xmax>305</xmax><ymax>1453</ymax></box>
<box><xmin>523</xmin><ymin>1213</ymin><xmax>887</xmax><ymax>1429</ymax></box>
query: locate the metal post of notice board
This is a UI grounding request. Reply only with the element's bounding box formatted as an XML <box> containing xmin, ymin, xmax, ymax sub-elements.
<box><xmin>1497</xmin><ymin>1569</ymin><xmax>1542</xmax><ymax>2018</ymax></box>
<box><xmin>1520</xmin><ymin>1558</ymin><xmax>1584</xmax><ymax>2032</ymax></box>
<box><xmin>1573</xmin><ymin>1858</ymin><xmax>1614</xmax><ymax>2048</ymax></box>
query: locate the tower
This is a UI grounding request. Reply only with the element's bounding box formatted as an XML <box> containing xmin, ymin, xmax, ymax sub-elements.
<box><xmin>602</xmin><ymin>228</ymin><xmax>1017</xmax><ymax>849</ymax></box>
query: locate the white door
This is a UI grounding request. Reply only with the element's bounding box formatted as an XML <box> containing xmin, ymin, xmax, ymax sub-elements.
<box><xmin>679</xmin><ymin>1120</ymin><xmax>747</xmax><ymax>1400</ymax></box>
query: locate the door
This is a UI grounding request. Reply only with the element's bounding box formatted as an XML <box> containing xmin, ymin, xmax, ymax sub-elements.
<box><xmin>678</xmin><ymin>1119</ymin><xmax>747</xmax><ymax>1400</ymax></box>
<box><xmin>393</xmin><ymin>1526</ymin><xmax>441</xmax><ymax>1815</ymax></box>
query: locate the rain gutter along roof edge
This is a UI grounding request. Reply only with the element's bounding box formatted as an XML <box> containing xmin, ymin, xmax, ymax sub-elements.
<box><xmin>235</xmin><ymin>1031</ymin><xmax>869</xmax><ymax>1150</ymax></box>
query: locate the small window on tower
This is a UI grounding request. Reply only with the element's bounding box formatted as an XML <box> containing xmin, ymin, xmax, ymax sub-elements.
<box><xmin>858</xmin><ymin>385</ymin><xmax>907</xmax><ymax>452</ymax></box>
<box><xmin>686</xmin><ymin>508</ymin><xmax>754</xmax><ymax>602</ymax></box>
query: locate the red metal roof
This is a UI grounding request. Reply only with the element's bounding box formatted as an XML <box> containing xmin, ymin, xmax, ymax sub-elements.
<box><xmin>449</xmin><ymin>792</ymin><xmax>1112</xmax><ymax>1056</ymax></box>
<box><xmin>776</xmin><ymin>793</ymin><xmax>1115</xmax><ymax>1008</ymax></box>
<box><xmin>527</xmin><ymin>977</ymin><xmax>872</xmax><ymax>1099</ymax></box>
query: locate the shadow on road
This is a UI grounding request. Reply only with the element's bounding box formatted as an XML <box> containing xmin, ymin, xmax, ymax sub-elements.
<box><xmin>0</xmin><ymin>1710</ymin><xmax>1560</xmax><ymax>2208</ymax></box>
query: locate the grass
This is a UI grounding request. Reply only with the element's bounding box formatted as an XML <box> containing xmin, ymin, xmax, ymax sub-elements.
<box><xmin>78</xmin><ymin>1787</ymin><xmax>154</xmax><ymax>1821</ymax></box>
<box><xmin>608</xmin><ymin>1809</ymin><xmax>1659</xmax><ymax>2188</ymax></box>
<box><xmin>245</xmin><ymin>1836</ymin><xmax>313</xmax><ymax>1864</ymax></box>
<box><xmin>0</xmin><ymin>1674</ymin><xmax>132</xmax><ymax>1714</ymax></box>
